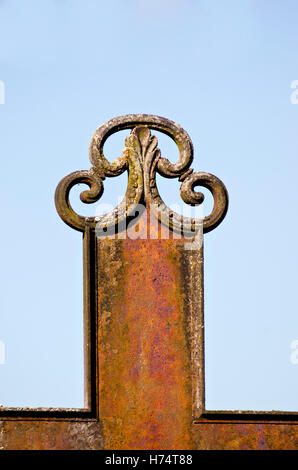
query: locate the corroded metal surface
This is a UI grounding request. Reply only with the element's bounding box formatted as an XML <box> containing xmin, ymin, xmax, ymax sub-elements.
<box><xmin>0</xmin><ymin>420</ymin><xmax>104</xmax><ymax>450</ymax></box>
<box><xmin>1</xmin><ymin>115</ymin><xmax>297</xmax><ymax>450</ymax></box>
<box><xmin>96</xmin><ymin>217</ymin><xmax>201</xmax><ymax>449</ymax></box>
<box><xmin>192</xmin><ymin>423</ymin><xmax>298</xmax><ymax>450</ymax></box>
<box><xmin>55</xmin><ymin>114</ymin><xmax>228</xmax><ymax>235</ymax></box>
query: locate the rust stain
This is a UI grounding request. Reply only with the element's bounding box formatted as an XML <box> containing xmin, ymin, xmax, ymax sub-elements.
<box><xmin>0</xmin><ymin>420</ymin><xmax>104</xmax><ymax>450</ymax></box>
<box><xmin>192</xmin><ymin>423</ymin><xmax>298</xmax><ymax>450</ymax></box>
<box><xmin>97</xmin><ymin>212</ymin><xmax>193</xmax><ymax>450</ymax></box>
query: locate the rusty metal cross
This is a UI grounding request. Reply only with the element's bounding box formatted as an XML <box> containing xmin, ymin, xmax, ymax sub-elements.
<box><xmin>0</xmin><ymin>115</ymin><xmax>297</xmax><ymax>450</ymax></box>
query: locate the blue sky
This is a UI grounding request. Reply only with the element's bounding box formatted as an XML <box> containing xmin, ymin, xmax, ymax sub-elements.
<box><xmin>0</xmin><ymin>0</ymin><xmax>298</xmax><ymax>410</ymax></box>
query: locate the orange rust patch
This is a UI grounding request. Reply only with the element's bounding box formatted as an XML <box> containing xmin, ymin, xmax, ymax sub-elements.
<box><xmin>97</xmin><ymin>220</ymin><xmax>193</xmax><ymax>449</ymax></box>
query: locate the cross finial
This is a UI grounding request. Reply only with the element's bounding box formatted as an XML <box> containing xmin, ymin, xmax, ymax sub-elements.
<box><xmin>55</xmin><ymin>114</ymin><xmax>228</xmax><ymax>236</ymax></box>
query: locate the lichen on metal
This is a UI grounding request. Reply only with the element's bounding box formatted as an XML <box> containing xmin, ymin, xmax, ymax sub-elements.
<box><xmin>55</xmin><ymin>114</ymin><xmax>228</xmax><ymax>235</ymax></box>
<box><xmin>0</xmin><ymin>115</ymin><xmax>297</xmax><ymax>450</ymax></box>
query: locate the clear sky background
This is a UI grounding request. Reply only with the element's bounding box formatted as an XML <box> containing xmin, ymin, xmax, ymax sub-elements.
<box><xmin>0</xmin><ymin>0</ymin><xmax>298</xmax><ymax>411</ymax></box>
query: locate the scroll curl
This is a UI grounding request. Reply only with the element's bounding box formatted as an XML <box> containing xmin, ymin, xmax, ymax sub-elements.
<box><xmin>55</xmin><ymin>170</ymin><xmax>103</xmax><ymax>232</ymax></box>
<box><xmin>55</xmin><ymin>114</ymin><xmax>228</xmax><ymax>235</ymax></box>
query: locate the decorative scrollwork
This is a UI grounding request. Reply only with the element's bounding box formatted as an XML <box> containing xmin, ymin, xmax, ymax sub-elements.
<box><xmin>55</xmin><ymin>114</ymin><xmax>228</xmax><ymax>235</ymax></box>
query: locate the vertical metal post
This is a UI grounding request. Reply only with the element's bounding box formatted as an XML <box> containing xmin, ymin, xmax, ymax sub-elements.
<box><xmin>55</xmin><ymin>115</ymin><xmax>228</xmax><ymax>449</ymax></box>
